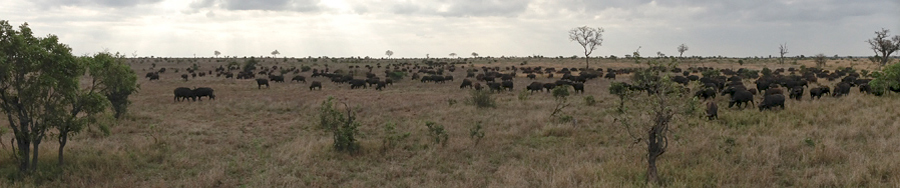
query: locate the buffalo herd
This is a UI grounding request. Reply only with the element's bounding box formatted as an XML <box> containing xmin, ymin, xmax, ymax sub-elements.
<box><xmin>156</xmin><ymin>62</ymin><xmax>896</xmax><ymax>122</ymax></box>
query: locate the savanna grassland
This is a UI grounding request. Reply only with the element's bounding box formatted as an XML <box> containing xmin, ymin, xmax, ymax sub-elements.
<box><xmin>1</xmin><ymin>56</ymin><xmax>899</xmax><ymax>187</ymax></box>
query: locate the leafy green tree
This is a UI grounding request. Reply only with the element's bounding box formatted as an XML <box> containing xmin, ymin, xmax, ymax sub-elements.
<box><xmin>88</xmin><ymin>52</ymin><xmax>139</xmax><ymax>119</ymax></box>
<box><xmin>869</xmin><ymin>62</ymin><xmax>900</xmax><ymax>95</ymax></box>
<box><xmin>0</xmin><ymin>21</ymin><xmax>81</xmax><ymax>173</ymax></box>
<box><xmin>243</xmin><ymin>57</ymin><xmax>258</xmax><ymax>73</ymax></box>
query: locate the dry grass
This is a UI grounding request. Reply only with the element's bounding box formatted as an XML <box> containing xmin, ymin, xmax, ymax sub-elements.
<box><xmin>0</xmin><ymin>57</ymin><xmax>898</xmax><ymax>187</ymax></box>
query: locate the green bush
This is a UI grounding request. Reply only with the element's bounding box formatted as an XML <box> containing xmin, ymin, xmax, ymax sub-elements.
<box><xmin>869</xmin><ymin>62</ymin><xmax>900</xmax><ymax>96</ymax></box>
<box><xmin>584</xmin><ymin>95</ymin><xmax>597</xmax><ymax>106</ymax></box>
<box><xmin>425</xmin><ymin>121</ymin><xmax>449</xmax><ymax>147</ymax></box>
<box><xmin>388</xmin><ymin>71</ymin><xmax>406</xmax><ymax>80</ymax></box>
<box><xmin>469</xmin><ymin>122</ymin><xmax>485</xmax><ymax>146</ymax></box>
<box><xmin>469</xmin><ymin>90</ymin><xmax>496</xmax><ymax>109</ymax></box>
<box><xmin>319</xmin><ymin>97</ymin><xmax>360</xmax><ymax>153</ymax></box>
<box><xmin>300</xmin><ymin>65</ymin><xmax>311</xmax><ymax>72</ymax></box>
<box><xmin>382</xmin><ymin>122</ymin><xmax>410</xmax><ymax>152</ymax></box>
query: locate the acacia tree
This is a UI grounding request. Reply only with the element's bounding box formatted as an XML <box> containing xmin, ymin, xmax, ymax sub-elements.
<box><xmin>866</xmin><ymin>28</ymin><xmax>900</xmax><ymax>66</ymax></box>
<box><xmin>471</xmin><ymin>52</ymin><xmax>479</xmax><ymax>58</ymax></box>
<box><xmin>0</xmin><ymin>21</ymin><xmax>82</xmax><ymax>173</ymax></box>
<box><xmin>214</xmin><ymin>50</ymin><xmax>221</xmax><ymax>58</ymax></box>
<box><xmin>677</xmin><ymin>44</ymin><xmax>688</xmax><ymax>58</ymax></box>
<box><xmin>385</xmin><ymin>50</ymin><xmax>393</xmax><ymax>58</ymax></box>
<box><xmin>779</xmin><ymin>43</ymin><xmax>789</xmax><ymax>64</ymax></box>
<box><xmin>271</xmin><ymin>50</ymin><xmax>280</xmax><ymax>58</ymax></box>
<box><xmin>449</xmin><ymin>53</ymin><xmax>457</xmax><ymax>58</ymax></box>
<box><xmin>568</xmin><ymin>26</ymin><xmax>605</xmax><ymax>68</ymax></box>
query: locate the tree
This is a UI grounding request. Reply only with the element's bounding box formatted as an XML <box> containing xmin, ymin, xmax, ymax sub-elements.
<box><xmin>656</xmin><ymin>51</ymin><xmax>666</xmax><ymax>58</ymax></box>
<box><xmin>866</xmin><ymin>28</ymin><xmax>900</xmax><ymax>66</ymax></box>
<box><xmin>779</xmin><ymin>43</ymin><xmax>789</xmax><ymax>64</ymax></box>
<box><xmin>814</xmin><ymin>53</ymin><xmax>827</xmax><ymax>67</ymax></box>
<box><xmin>568</xmin><ymin>26</ymin><xmax>605</xmax><ymax>68</ymax></box>
<box><xmin>0</xmin><ymin>21</ymin><xmax>82</xmax><ymax>173</ymax></box>
<box><xmin>449</xmin><ymin>53</ymin><xmax>457</xmax><ymax>58</ymax></box>
<box><xmin>271</xmin><ymin>50</ymin><xmax>280</xmax><ymax>58</ymax></box>
<box><xmin>385</xmin><ymin>50</ymin><xmax>393</xmax><ymax>58</ymax></box>
<box><xmin>677</xmin><ymin>44</ymin><xmax>688</xmax><ymax>57</ymax></box>
<box><xmin>214</xmin><ymin>50</ymin><xmax>221</xmax><ymax>58</ymax></box>
<box><xmin>616</xmin><ymin>60</ymin><xmax>691</xmax><ymax>185</ymax></box>
<box><xmin>869</xmin><ymin>61</ymin><xmax>900</xmax><ymax>95</ymax></box>
<box><xmin>471</xmin><ymin>52</ymin><xmax>479</xmax><ymax>58</ymax></box>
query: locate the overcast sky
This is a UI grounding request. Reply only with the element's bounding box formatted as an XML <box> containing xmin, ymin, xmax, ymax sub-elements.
<box><xmin>2</xmin><ymin>0</ymin><xmax>898</xmax><ymax>58</ymax></box>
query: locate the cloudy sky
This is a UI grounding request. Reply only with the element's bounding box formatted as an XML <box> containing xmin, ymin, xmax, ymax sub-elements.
<box><xmin>2</xmin><ymin>0</ymin><xmax>898</xmax><ymax>58</ymax></box>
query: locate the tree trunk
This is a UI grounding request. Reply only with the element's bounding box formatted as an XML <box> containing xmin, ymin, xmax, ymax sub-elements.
<box><xmin>647</xmin><ymin>125</ymin><xmax>663</xmax><ymax>185</ymax></box>
<box><xmin>585</xmin><ymin>54</ymin><xmax>590</xmax><ymax>69</ymax></box>
<box><xmin>31</xmin><ymin>138</ymin><xmax>40</xmax><ymax>171</ymax></box>
<box><xmin>16</xmin><ymin>134</ymin><xmax>30</xmax><ymax>174</ymax></box>
<box><xmin>58</xmin><ymin>133</ymin><xmax>67</xmax><ymax>166</ymax></box>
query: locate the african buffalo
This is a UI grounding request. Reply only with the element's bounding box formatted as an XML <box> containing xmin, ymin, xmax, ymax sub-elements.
<box><xmin>460</xmin><ymin>79</ymin><xmax>473</xmax><ymax>89</ymax></box>
<box><xmin>526</xmin><ymin>82</ymin><xmax>543</xmax><ymax>93</ymax></box>
<box><xmin>309</xmin><ymin>81</ymin><xmax>322</xmax><ymax>90</ymax></box>
<box><xmin>809</xmin><ymin>86</ymin><xmax>830</xmax><ymax>99</ymax></box>
<box><xmin>192</xmin><ymin>87</ymin><xmax>215</xmax><ymax>101</ymax></box>
<box><xmin>174</xmin><ymin>87</ymin><xmax>195</xmax><ymax>102</ymax></box>
<box><xmin>350</xmin><ymin>79</ymin><xmax>367</xmax><ymax>89</ymax></box>
<box><xmin>291</xmin><ymin>75</ymin><xmax>306</xmax><ymax>83</ymax></box>
<box><xmin>256</xmin><ymin>78</ymin><xmax>269</xmax><ymax>89</ymax></box>
<box><xmin>759</xmin><ymin>94</ymin><xmax>785</xmax><ymax>111</ymax></box>
<box><xmin>706</xmin><ymin>101</ymin><xmax>718</xmax><ymax>120</ymax></box>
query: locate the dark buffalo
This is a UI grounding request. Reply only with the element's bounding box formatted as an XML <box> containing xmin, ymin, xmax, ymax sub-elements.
<box><xmin>460</xmin><ymin>79</ymin><xmax>473</xmax><ymax>89</ymax></box>
<box><xmin>269</xmin><ymin>75</ymin><xmax>285</xmax><ymax>82</ymax></box>
<box><xmin>192</xmin><ymin>87</ymin><xmax>216</xmax><ymax>101</ymax></box>
<box><xmin>309</xmin><ymin>81</ymin><xmax>322</xmax><ymax>90</ymax></box>
<box><xmin>604</xmin><ymin>72</ymin><xmax>616</xmax><ymax>79</ymax></box>
<box><xmin>724</xmin><ymin>88</ymin><xmax>753</xmax><ymax>109</ymax></box>
<box><xmin>527</xmin><ymin>74</ymin><xmax>536</xmax><ymax>79</ymax></box>
<box><xmin>571</xmin><ymin>83</ymin><xmax>584</xmax><ymax>93</ymax></box>
<box><xmin>764</xmin><ymin>87</ymin><xmax>783</xmax><ymax>96</ymax></box>
<box><xmin>181</xmin><ymin>74</ymin><xmax>189</xmax><ymax>81</ymax></box>
<box><xmin>543</xmin><ymin>83</ymin><xmax>557</xmax><ymax>92</ymax></box>
<box><xmin>474</xmin><ymin>82</ymin><xmax>483</xmax><ymax>90</ymax></box>
<box><xmin>758</xmin><ymin>94</ymin><xmax>786</xmax><ymax>111</ymax></box>
<box><xmin>789</xmin><ymin>86</ymin><xmax>803</xmax><ymax>100</ymax></box>
<box><xmin>501</xmin><ymin>81</ymin><xmax>514</xmax><ymax>91</ymax></box>
<box><xmin>375</xmin><ymin>81</ymin><xmax>387</xmax><ymax>91</ymax></box>
<box><xmin>350</xmin><ymin>79</ymin><xmax>367</xmax><ymax>89</ymax></box>
<box><xmin>809</xmin><ymin>86</ymin><xmax>830</xmax><ymax>99</ymax></box>
<box><xmin>256</xmin><ymin>78</ymin><xmax>269</xmax><ymax>89</ymax></box>
<box><xmin>488</xmin><ymin>82</ymin><xmax>503</xmax><ymax>92</ymax></box>
<box><xmin>291</xmin><ymin>75</ymin><xmax>306</xmax><ymax>83</ymax></box>
<box><xmin>833</xmin><ymin>82</ymin><xmax>851</xmax><ymax>97</ymax></box>
<box><xmin>706</xmin><ymin>101</ymin><xmax>718</xmax><ymax>120</ymax></box>
<box><xmin>174</xmin><ymin>87</ymin><xmax>195</xmax><ymax>102</ymax></box>
<box><xmin>526</xmin><ymin>82</ymin><xmax>543</xmax><ymax>93</ymax></box>
<box><xmin>694</xmin><ymin>88</ymin><xmax>717</xmax><ymax>100</ymax></box>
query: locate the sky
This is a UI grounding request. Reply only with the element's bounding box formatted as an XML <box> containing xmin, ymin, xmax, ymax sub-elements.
<box><xmin>1</xmin><ymin>0</ymin><xmax>898</xmax><ymax>58</ymax></box>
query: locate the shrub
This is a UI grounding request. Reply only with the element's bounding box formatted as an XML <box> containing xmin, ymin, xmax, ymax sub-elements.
<box><xmin>701</xmin><ymin>69</ymin><xmax>720</xmax><ymax>78</ymax></box>
<box><xmin>583</xmin><ymin>95</ymin><xmax>597</xmax><ymax>106</ymax></box>
<box><xmin>425</xmin><ymin>121</ymin><xmax>449</xmax><ymax>147</ymax></box>
<box><xmin>518</xmin><ymin>90</ymin><xmax>531</xmax><ymax>101</ymax></box>
<box><xmin>300</xmin><ymin>65</ymin><xmax>311</xmax><ymax>72</ymax></box>
<box><xmin>468</xmin><ymin>90</ymin><xmax>496</xmax><ymax>109</ymax></box>
<box><xmin>469</xmin><ymin>122</ymin><xmax>485</xmax><ymax>146</ymax></box>
<box><xmin>869</xmin><ymin>62</ymin><xmax>900</xmax><ymax>95</ymax></box>
<box><xmin>319</xmin><ymin>97</ymin><xmax>360</xmax><ymax>153</ymax></box>
<box><xmin>814</xmin><ymin>53</ymin><xmax>827</xmax><ymax>67</ymax></box>
<box><xmin>382</xmin><ymin>122</ymin><xmax>410</xmax><ymax>152</ymax></box>
<box><xmin>387</xmin><ymin>71</ymin><xmax>406</xmax><ymax>80</ymax></box>
<box><xmin>447</xmin><ymin>99</ymin><xmax>457</xmax><ymax>107</ymax></box>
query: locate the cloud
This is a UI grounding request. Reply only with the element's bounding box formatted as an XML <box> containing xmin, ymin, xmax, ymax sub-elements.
<box><xmin>31</xmin><ymin>0</ymin><xmax>164</xmax><ymax>8</ymax></box>
<box><xmin>188</xmin><ymin>0</ymin><xmax>321</xmax><ymax>12</ymax></box>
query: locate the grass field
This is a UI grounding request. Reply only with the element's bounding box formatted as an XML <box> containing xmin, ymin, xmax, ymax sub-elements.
<box><xmin>1</xmin><ymin>57</ymin><xmax>899</xmax><ymax>187</ymax></box>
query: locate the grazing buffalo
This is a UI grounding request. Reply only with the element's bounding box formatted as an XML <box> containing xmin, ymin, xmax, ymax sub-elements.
<box><xmin>723</xmin><ymin>88</ymin><xmax>753</xmax><ymax>109</ymax></box>
<box><xmin>604</xmin><ymin>72</ymin><xmax>616</xmax><ymax>80</ymax></box>
<box><xmin>527</xmin><ymin>74</ymin><xmax>536</xmax><ymax>79</ymax></box>
<box><xmin>501</xmin><ymin>81</ymin><xmax>514</xmax><ymax>91</ymax></box>
<box><xmin>571</xmin><ymin>83</ymin><xmax>584</xmax><ymax>93</ymax></box>
<box><xmin>309</xmin><ymin>81</ymin><xmax>322</xmax><ymax>90</ymax></box>
<box><xmin>809</xmin><ymin>86</ymin><xmax>830</xmax><ymax>99</ymax></box>
<box><xmin>526</xmin><ymin>82</ymin><xmax>543</xmax><ymax>93</ymax></box>
<box><xmin>460</xmin><ymin>79</ymin><xmax>473</xmax><ymax>89</ymax></box>
<box><xmin>542</xmin><ymin>83</ymin><xmax>557</xmax><ymax>92</ymax></box>
<box><xmin>181</xmin><ymin>74</ymin><xmax>189</xmax><ymax>81</ymax></box>
<box><xmin>789</xmin><ymin>86</ymin><xmax>803</xmax><ymax>100</ymax></box>
<box><xmin>291</xmin><ymin>75</ymin><xmax>306</xmax><ymax>83</ymax></box>
<box><xmin>473</xmin><ymin>82</ymin><xmax>483</xmax><ymax>90</ymax></box>
<box><xmin>269</xmin><ymin>75</ymin><xmax>285</xmax><ymax>82</ymax></box>
<box><xmin>192</xmin><ymin>87</ymin><xmax>216</xmax><ymax>101</ymax></box>
<box><xmin>375</xmin><ymin>81</ymin><xmax>386</xmax><ymax>91</ymax></box>
<box><xmin>706</xmin><ymin>101</ymin><xmax>718</xmax><ymax>120</ymax></box>
<box><xmin>146</xmin><ymin>72</ymin><xmax>159</xmax><ymax>81</ymax></box>
<box><xmin>350</xmin><ymin>79</ymin><xmax>367</xmax><ymax>89</ymax></box>
<box><xmin>694</xmin><ymin>88</ymin><xmax>716</xmax><ymax>100</ymax></box>
<box><xmin>256</xmin><ymin>78</ymin><xmax>269</xmax><ymax>89</ymax></box>
<box><xmin>173</xmin><ymin>87</ymin><xmax>195</xmax><ymax>102</ymax></box>
<box><xmin>759</xmin><ymin>94</ymin><xmax>786</xmax><ymax>111</ymax></box>
<box><xmin>764</xmin><ymin>87</ymin><xmax>783</xmax><ymax>96</ymax></box>
<box><xmin>488</xmin><ymin>82</ymin><xmax>502</xmax><ymax>92</ymax></box>
<box><xmin>832</xmin><ymin>82</ymin><xmax>851</xmax><ymax>97</ymax></box>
